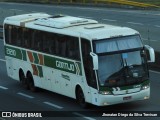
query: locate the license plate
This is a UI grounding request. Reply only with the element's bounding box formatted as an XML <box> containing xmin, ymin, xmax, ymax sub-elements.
<box><xmin>123</xmin><ymin>96</ymin><xmax>132</xmax><ymax>100</ymax></box>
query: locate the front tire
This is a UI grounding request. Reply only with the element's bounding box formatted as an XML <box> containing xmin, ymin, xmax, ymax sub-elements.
<box><xmin>76</xmin><ymin>88</ymin><xmax>88</xmax><ymax>108</ymax></box>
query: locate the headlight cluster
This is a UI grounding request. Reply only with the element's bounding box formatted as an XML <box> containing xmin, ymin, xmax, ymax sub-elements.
<box><xmin>99</xmin><ymin>91</ymin><xmax>112</xmax><ymax>95</ymax></box>
<box><xmin>141</xmin><ymin>84</ymin><xmax>150</xmax><ymax>90</ymax></box>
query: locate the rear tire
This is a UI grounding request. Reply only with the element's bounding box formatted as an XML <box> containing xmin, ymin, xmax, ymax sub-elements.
<box><xmin>76</xmin><ymin>87</ymin><xmax>88</xmax><ymax>108</ymax></box>
<box><xmin>19</xmin><ymin>70</ymin><xmax>28</xmax><ymax>89</ymax></box>
<box><xmin>27</xmin><ymin>73</ymin><xmax>37</xmax><ymax>92</ymax></box>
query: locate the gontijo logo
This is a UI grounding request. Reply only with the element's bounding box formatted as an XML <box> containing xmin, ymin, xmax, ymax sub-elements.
<box><xmin>56</xmin><ymin>60</ymin><xmax>75</xmax><ymax>72</ymax></box>
<box><xmin>55</xmin><ymin>60</ymin><xmax>81</xmax><ymax>75</ymax></box>
<box><xmin>6</xmin><ymin>48</ymin><xmax>16</xmax><ymax>56</ymax></box>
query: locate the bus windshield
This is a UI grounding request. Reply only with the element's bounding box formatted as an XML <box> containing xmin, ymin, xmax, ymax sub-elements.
<box><xmin>93</xmin><ymin>35</ymin><xmax>148</xmax><ymax>87</ymax></box>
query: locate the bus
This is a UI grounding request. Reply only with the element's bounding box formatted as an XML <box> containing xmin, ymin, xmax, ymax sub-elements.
<box><xmin>3</xmin><ymin>13</ymin><xmax>155</xmax><ymax>108</ymax></box>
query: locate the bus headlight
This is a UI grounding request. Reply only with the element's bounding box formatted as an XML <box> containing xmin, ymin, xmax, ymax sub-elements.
<box><xmin>141</xmin><ymin>85</ymin><xmax>149</xmax><ymax>90</ymax></box>
<box><xmin>99</xmin><ymin>91</ymin><xmax>112</xmax><ymax>95</ymax></box>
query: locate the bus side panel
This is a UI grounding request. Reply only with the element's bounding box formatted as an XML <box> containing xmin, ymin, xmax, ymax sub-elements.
<box><xmin>5</xmin><ymin>57</ymin><xmax>14</xmax><ymax>79</ymax></box>
<box><xmin>64</xmin><ymin>73</ymin><xmax>81</xmax><ymax>98</ymax></box>
<box><xmin>5</xmin><ymin>57</ymin><xmax>22</xmax><ymax>81</ymax></box>
<box><xmin>41</xmin><ymin>66</ymin><xmax>53</xmax><ymax>91</ymax></box>
<box><xmin>50</xmin><ymin>69</ymin><xmax>75</xmax><ymax>98</ymax></box>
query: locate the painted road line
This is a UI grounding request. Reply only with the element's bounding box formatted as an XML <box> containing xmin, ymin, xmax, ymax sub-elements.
<box><xmin>149</xmin><ymin>70</ymin><xmax>160</xmax><ymax>74</ymax></box>
<box><xmin>142</xmin><ymin>38</ymin><xmax>158</xmax><ymax>42</ymax></box>
<box><xmin>155</xmin><ymin>25</ymin><xmax>160</xmax><ymax>28</ymax></box>
<box><xmin>0</xmin><ymin>58</ymin><xmax>6</xmax><ymax>62</ymax></box>
<box><xmin>17</xmin><ymin>92</ymin><xmax>34</xmax><ymax>99</ymax></box>
<box><xmin>143</xmin><ymin>39</ymin><xmax>158</xmax><ymax>42</ymax></box>
<box><xmin>43</xmin><ymin>101</ymin><xmax>63</xmax><ymax>109</ymax></box>
<box><xmin>78</xmin><ymin>16</ymin><xmax>93</xmax><ymax>19</ymax></box>
<box><xmin>127</xmin><ymin>22</ymin><xmax>143</xmax><ymax>25</ymax></box>
<box><xmin>0</xmin><ymin>86</ymin><xmax>8</xmax><ymax>90</ymax></box>
<box><xmin>102</xmin><ymin>19</ymin><xmax>117</xmax><ymax>22</ymax></box>
<box><xmin>150</xmin><ymin>40</ymin><xmax>158</xmax><ymax>42</ymax></box>
<box><xmin>10</xmin><ymin>9</ymin><xmax>23</xmax><ymax>11</ymax></box>
<box><xmin>73</xmin><ymin>112</ymin><xmax>96</xmax><ymax>120</ymax></box>
<box><xmin>32</xmin><ymin>11</ymin><xmax>38</xmax><ymax>13</ymax></box>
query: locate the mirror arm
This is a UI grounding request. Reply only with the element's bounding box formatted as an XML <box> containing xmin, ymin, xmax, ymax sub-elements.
<box><xmin>90</xmin><ymin>52</ymin><xmax>98</xmax><ymax>70</ymax></box>
<box><xmin>144</xmin><ymin>45</ymin><xmax>155</xmax><ymax>63</ymax></box>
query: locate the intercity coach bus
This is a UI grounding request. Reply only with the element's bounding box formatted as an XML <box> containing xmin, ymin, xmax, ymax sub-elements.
<box><xmin>3</xmin><ymin>13</ymin><xmax>155</xmax><ymax>108</ymax></box>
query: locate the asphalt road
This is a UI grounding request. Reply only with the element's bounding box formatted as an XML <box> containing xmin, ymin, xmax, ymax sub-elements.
<box><xmin>0</xmin><ymin>3</ymin><xmax>160</xmax><ymax>120</ymax></box>
<box><xmin>0</xmin><ymin>2</ymin><xmax>160</xmax><ymax>51</ymax></box>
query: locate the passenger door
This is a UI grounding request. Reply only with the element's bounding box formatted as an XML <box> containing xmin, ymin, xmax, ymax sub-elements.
<box><xmin>81</xmin><ymin>39</ymin><xmax>98</xmax><ymax>104</ymax></box>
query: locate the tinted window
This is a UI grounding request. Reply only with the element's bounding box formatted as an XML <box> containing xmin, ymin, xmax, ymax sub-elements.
<box><xmin>4</xmin><ymin>24</ymin><xmax>80</xmax><ymax>61</ymax></box>
<box><xmin>22</xmin><ymin>28</ymin><xmax>31</xmax><ymax>48</ymax></box>
<box><xmin>43</xmin><ymin>32</ymin><xmax>55</xmax><ymax>54</ymax></box>
<box><xmin>67</xmin><ymin>36</ymin><xmax>80</xmax><ymax>60</ymax></box>
<box><xmin>4</xmin><ymin>24</ymin><xmax>9</xmax><ymax>44</ymax></box>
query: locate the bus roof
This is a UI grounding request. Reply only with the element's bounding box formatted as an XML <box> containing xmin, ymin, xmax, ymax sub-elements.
<box><xmin>4</xmin><ymin>13</ymin><xmax>139</xmax><ymax>40</ymax></box>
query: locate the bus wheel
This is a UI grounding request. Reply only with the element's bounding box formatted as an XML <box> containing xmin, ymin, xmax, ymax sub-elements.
<box><xmin>27</xmin><ymin>73</ymin><xmax>37</xmax><ymax>92</ymax></box>
<box><xmin>19</xmin><ymin>70</ymin><xmax>28</xmax><ymax>89</ymax></box>
<box><xmin>76</xmin><ymin>88</ymin><xmax>88</xmax><ymax>108</ymax></box>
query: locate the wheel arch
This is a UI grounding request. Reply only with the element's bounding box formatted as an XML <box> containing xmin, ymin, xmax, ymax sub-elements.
<box><xmin>26</xmin><ymin>70</ymin><xmax>32</xmax><ymax>77</ymax></box>
<box><xmin>75</xmin><ymin>84</ymin><xmax>86</xmax><ymax>100</ymax></box>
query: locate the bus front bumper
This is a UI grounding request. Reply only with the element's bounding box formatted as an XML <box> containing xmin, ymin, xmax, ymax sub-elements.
<box><xmin>96</xmin><ymin>88</ymin><xmax>150</xmax><ymax>106</ymax></box>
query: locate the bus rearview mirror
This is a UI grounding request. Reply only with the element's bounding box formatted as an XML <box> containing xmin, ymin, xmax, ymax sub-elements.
<box><xmin>144</xmin><ymin>45</ymin><xmax>155</xmax><ymax>63</ymax></box>
<box><xmin>90</xmin><ymin>52</ymin><xmax>98</xmax><ymax>70</ymax></box>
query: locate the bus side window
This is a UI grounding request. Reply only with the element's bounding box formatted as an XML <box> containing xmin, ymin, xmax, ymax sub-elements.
<box><xmin>43</xmin><ymin>32</ymin><xmax>50</xmax><ymax>54</ymax></box>
<box><xmin>11</xmin><ymin>26</ymin><xmax>18</xmax><ymax>45</ymax></box>
<box><xmin>4</xmin><ymin>25</ymin><xmax>19</xmax><ymax>46</ymax></box>
<box><xmin>73</xmin><ymin>37</ymin><xmax>80</xmax><ymax>60</ymax></box>
<box><xmin>66</xmin><ymin>38</ymin><xmax>72</xmax><ymax>58</ymax></box>
<box><xmin>31</xmin><ymin>30</ymin><xmax>43</xmax><ymax>51</ymax></box>
<box><xmin>48</xmin><ymin>34</ymin><xmax>55</xmax><ymax>54</ymax></box>
<box><xmin>4</xmin><ymin>24</ymin><xmax>9</xmax><ymax>44</ymax></box>
<box><xmin>54</xmin><ymin>35</ymin><xmax>59</xmax><ymax>56</ymax></box>
<box><xmin>81</xmin><ymin>39</ymin><xmax>97</xmax><ymax>89</ymax></box>
<box><xmin>50</xmin><ymin>34</ymin><xmax>56</xmax><ymax>54</ymax></box>
<box><xmin>8</xmin><ymin>26</ymin><xmax>12</xmax><ymax>44</ymax></box>
<box><xmin>31</xmin><ymin>30</ymin><xmax>36</xmax><ymax>50</ymax></box>
<box><xmin>24</xmin><ymin>29</ymin><xmax>31</xmax><ymax>48</ymax></box>
<box><xmin>67</xmin><ymin>36</ymin><xmax>80</xmax><ymax>61</ymax></box>
<box><xmin>59</xmin><ymin>36</ymin><xmax>67</xmax><ymax>57</ymax></box>
<box><xmin>22</xmin><ymin>28</ymin><xmax>26</xmax><ymax>47</ymax></box>
<box><xmin>16</xmin><ymin>27</ymin><xmax>22</xmax><ymax>46</ymax></box>
<box><xmin>42</xmin><ymin>32</ymin><xmax>55</xmax><ymax>55</ymax></box>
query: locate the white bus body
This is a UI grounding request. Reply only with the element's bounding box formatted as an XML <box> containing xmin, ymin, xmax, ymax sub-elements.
<box><xmin>3</xmin><ymin>13</ymin><xmax>155</xmax><ymax>107</ymax></box>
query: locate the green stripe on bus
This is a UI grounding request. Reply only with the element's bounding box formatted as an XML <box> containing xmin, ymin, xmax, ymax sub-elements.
<box><xmin>44</xmin><ymin>56</ymin><xmax>82</xmax><ymax>75</ymax></box>
<box><xmin>75</xmin><ymin>62</ymin><xmax>82</xmax><ymax>76</ymax></box>
<box><xmin>5</xmin><ymin>46</ymin><xmax>82</xmax><ymax>76</ymax></box>
<box><xmin>5</xmin><ymin>46</ymin><xmax>22</xmax><ymax>60</ymax></box>
<box><xmin>22</xmin><ymin>50</ymin><xmax>27</xmax><ymax>61</ymax></box>
<box><xmin>44</xmin><ymin>55</ymin><xmax>55</xmax><ymax>68</ymax></box>
<box><xmin>37</xmin><ymin>65</ymin><xmax>43</xmax><ymax>77</ymax></box>
<box><xmin>33</xmin><ymin>53</ymin><xmax>39</xmax><ymax>64</ymax></box>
